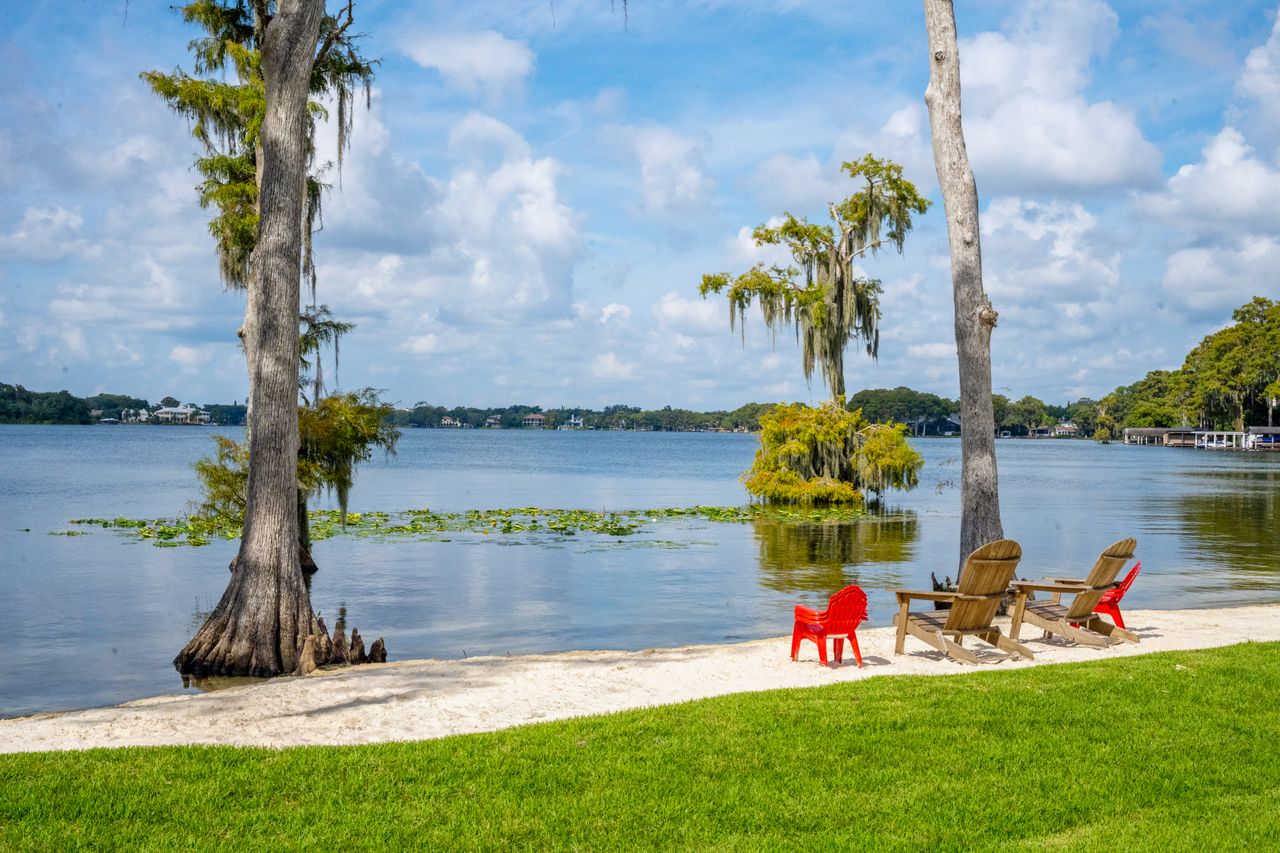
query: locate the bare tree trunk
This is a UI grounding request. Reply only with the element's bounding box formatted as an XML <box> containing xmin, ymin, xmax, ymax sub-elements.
<box><xmin>175</xmin><ymin>0</ymin><xmax>325</xmax><ymax>678</ymax></box>
<box><xmin>922</xmin><ymin>1</ymin><xmax>1003</xmax><ymax>577</ymax></box>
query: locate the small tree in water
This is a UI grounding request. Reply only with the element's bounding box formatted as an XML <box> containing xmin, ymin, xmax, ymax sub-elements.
<box><xmin>745</xmin><ymin>402</ymin><xmax>922</xmax><ymax>506</ymax></box>
<box><xmin>700</xmin><ymin>154</ymin><xmax>928</xmax><ymax>504</ymax></box>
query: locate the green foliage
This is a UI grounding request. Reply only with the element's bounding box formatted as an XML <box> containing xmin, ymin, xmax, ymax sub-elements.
<box><xmin>991</xmin><ymin>393</ymin><xmax>1010</xmax><ymax>431</ymax></box>
<box><xmin>4</xmin><ymin>645</ymin><xmax>1280</xmax><ymax>849</ymax></box>
<box><xmin>190</xmin><ymin>391</ymin><xmax>398</xmax><ymax>532</ymax></box>
<box><xmin>1095</xmin><ymin>297</ymin><xmax>1280</xmax><ymax>431</ymax></box>
<box><xmin>299</xmin><ymin>304</ymin><xmax>354</xmax><ymax>405</ymax></box>
<box><xmin>298</xmin><ymin>390</ymin><xmax>400</xmax><ymax>520</ymax></box>
<box><xmin>700</xmin><ymin>155</ymin><xmax>930</xmax><ymax>398</ymax></box>
<box><xmin>142</xmin><ymin>1</ymin><xmax>374</xmax><ymax>289</ymax></box>
<box><xmin>743</xmin><ymin>400</ymin><xmax>922</xmax><ymax>505</ymax></box>
<box><xmin>1065</xmin><ymin>398</ymin><xmax>1099</xmax><ymax>436</ymax></box>
<box><xmin>846</xmin><ymin>386</ymin><xmax>957</xmax><ymax>434</ymax></box>
<box><xmin>0</xmin><ymin>384</ymin><xmax>92</xmax><ymax>425</ymax></box>
<box><xmin>1004</xmin><ymin>395</ymin><xmax>1049</xmax><ymax>436</ymax></box>
<box><xmin>83</xmin><ymin>393</ymin><xmax>150</xmax><ymax>420</ymax></box>
<box><xmin>193</xmin><ymin>434</ymin><xmax>249</xmax><ymax>522</ymax></box>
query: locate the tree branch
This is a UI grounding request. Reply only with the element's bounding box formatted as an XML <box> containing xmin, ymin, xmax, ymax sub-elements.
<box><xmin>315</xmin><ymin>0</ymin><xmax>356</xmax><ymax>67</ymax></box>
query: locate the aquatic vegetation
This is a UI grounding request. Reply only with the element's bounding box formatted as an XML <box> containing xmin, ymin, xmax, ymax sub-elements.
<box><xmin>66</xmin><ymin>504</ymin><xmax>869</xmax><ymax>548</ymax></box>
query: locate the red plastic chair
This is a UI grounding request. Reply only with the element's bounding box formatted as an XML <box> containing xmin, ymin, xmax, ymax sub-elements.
<box><xmin>791</xmin><ymin>585</ymin><xmax>868</xmax><ymax>667</ymax></box>
<box><xmin>1094</xmin><ymin>561</ymin><xmax>1141</xmax><ymax>629</ymax></box>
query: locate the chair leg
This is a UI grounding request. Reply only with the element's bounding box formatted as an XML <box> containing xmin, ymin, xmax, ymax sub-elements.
<box><xmin>850</xmin><ymin>632</ymin><xmax>863</xmax><ymax>668</ymax></box>
<box><xmin>1009</xmin><ymin>591</ymin><xmax>1028</xmax><ymax>641</ymax></box>
<box><xmin>817</xmin><ymin>637</ymin><xmax>828</xmax><ymax>666</ymax></box>
<box><xmin>937</xmin><ymin>631</ymin><xmax>979</xmax><ymax>665</ymax></box>
<box><xmin>1083</xmin><ymin>616</ymin><xmax>1139</xmax><ymax>644</ymax></box>
<box><xmin>790</xmin><ymin>624</ymin><xmax>803</xmax><ymax>661</ymax></box>
<box><xmin>1098</xmin><ymin>602</ymin><xmax>1126</xmax><ymax>629</ymax></box>
<box><xmin>894</xmin><ymin>601</ymin><xmax>909</xmax><ymax>655</ymax></box>
<box><xmin>833</xmin><ymin>638</ymin><xmax>844</xmax><ymax>664</ymax></box>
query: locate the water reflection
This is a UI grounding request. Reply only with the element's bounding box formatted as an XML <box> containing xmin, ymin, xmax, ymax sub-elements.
<box><xmin>754</xmin><ymin>511</ymin><xmax>919</xmax><ymax>593</ymax></box>
<box><xmin>1171</xmin><ymin>469</ymin><xmax>1279</xmax><ymax>589</ymax></box>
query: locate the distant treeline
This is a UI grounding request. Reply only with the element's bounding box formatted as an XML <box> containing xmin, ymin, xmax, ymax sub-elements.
<box><xmin>389</xmin><ymin>402</ymin><xmax>777</xmax><ymax>432</ymax></box>
<box><xmin>8</xmin><ymin>292</ymin><xmax>1275</xmax><ymax>437</ymax></box>
<box><xmin>1093</xmin><ymin>297</ymin><xmax>1279</xmax><ymax>435</ymax></box>
<box><xmin>0</xmin><ymin>384</ymin><xmax>247</xmax><ymax>426</ymax></box>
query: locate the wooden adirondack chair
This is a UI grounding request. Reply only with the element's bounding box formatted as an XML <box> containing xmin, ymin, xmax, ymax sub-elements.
<box><xmin>1008</xmin><ymin>538</ymin><xmax>1141</xmax><ymax>648</ymax></box>
<box><xmin>893</xmin><ymin>539</ymin><xmax>1034</xmax><ymax>664</ymax></box>
<box><xmin>1093</xmin><ymin>561</ymin><xmax>1141</xmax><ymax>629</ymax></box>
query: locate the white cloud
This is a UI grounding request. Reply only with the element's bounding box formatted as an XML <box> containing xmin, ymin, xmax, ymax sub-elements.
<box><xmin>448</xmin><ymin>111</ymin><xmax>533</xmax><ymax>163</ymax></box>
<box><xmin>750</xmin><ymin>153</ymin><xmax>829</xmax><ymax>212</ymax></box>
<box><xmin>958</xmin><ymin>0</ymin><xmax>1160</xmax><ymax>192</ymax></box>
<box><xmin>169</xmin><ymin>344</ymin><xmax>210</xmax><ymax>372</ymax></box>
<box><xmin>834</xmin><ymin>104</ymin><xmax>936</xmax><ymax>196</ymax></box>
<box><xmin>651</xmin><ymin>291</ymin><xmax>723</xmax><ymax>336</ymax></box>
<box><xmin>725</xmin><ymin>217</ymin><xmax>794</xmax><ymax>268</ymax></box>
<box><xmin>982</xmin><ymin>197</ymin><xmax>1119</xmax><ymax>299</ymax></box>
<box><xmin>0</xmin><ymin>205</ymin><xmax>97</xmax><ymax>262</ymax></box>
<box><xmin>398</xmin><ymin>31</ymin><xmax>534</xmax><ymax>97</ymax></box>
<box><xmin>591</xmin><ymin>351</ymin><xmax>636</xmax><ymax>380</ymax></box>
<box><xmin>602</xmin><ymin>123</ymin><xmax>714</xmax><ymax>216</ymax></box>
<box><xmin>906</xmin><ymin>342</ymin><xmax>956</xmax><ymax>359</ymax></box>
<box><xmin>318</xmin><ymin>110</ymin><xmax>581</xmax><ymax>327</ymax></box>
<box><xmin>1146</xmin><ymin>128</ymin><xmax>1280</xmax><ymax>233</ymax></box>
<box><xmin>1234</xmin><ymin>10</ymin><xmax>1280</xmax><ymax>144</ymax></box>
<box><xmin>1162</xmin><ymin>235</ymin><xmax>1280</xmax><ymax>314</ymax></box>
<box><xmin>599</xmin><ymin>303</ymin><xmax>631</xmax><ymax>323</ymax></box>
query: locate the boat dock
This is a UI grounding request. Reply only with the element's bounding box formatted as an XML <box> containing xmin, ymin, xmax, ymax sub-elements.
<box><xmin>1122</xmin><ymin>426</ymin><xmax>1280</xmax><ymax>451</ymax></box>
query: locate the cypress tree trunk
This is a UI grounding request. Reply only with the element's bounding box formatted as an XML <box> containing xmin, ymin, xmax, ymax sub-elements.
<box><xmin>922</xmin><ymin>0</ymin><xmax>1003</xmax><ymax>577</ymax></box>
<box><xmin>175</xmin><ymin>0</ymin><xmax>325</xmax><ymax>677</ymax></box>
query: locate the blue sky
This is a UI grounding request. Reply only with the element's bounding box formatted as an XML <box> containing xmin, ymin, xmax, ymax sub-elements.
<box><xmin>2</xmin><ymin>0</ymin><xmax>1279</xmax><ymax>410</ymax></box>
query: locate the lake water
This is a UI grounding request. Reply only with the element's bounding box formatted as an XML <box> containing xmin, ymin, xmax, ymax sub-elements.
<box><xmin>1</xmin><ymin>424</ymin><xmax>1277</xmax><ymax>717</ymax></box>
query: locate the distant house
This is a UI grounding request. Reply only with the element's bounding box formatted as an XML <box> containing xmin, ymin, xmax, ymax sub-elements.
<box><xmin>522</xmin><ymin>413</ymin><xmax>546</xmax><ymax>429</ymax></box>
<box><xmin>1035</xmin><ymin>423</ymin><xmax>1079</xmax><ymax>438</ymax></box>
<box><xmin>153</xmin><ymin>405</ymin><xmax>211</xmax><ymax>425</ymax></box>
<box><xmin>485</xmin><ymin>414</ymin><xmax>502</xmax><ymax>428</ymax></box>
<box><xmin>121</xmin><ymin>408</ymin><xmax>150</xmax><ymax>424</ymax></box>
<box><xmin>440</xmin><ymin>416</ymin><xmax>462</xmax><ymax>428</ymax></box>
<box><xmin>558</xmin><ymin>414</ymin><xmax>585</xmax><ymax>430</ymax></box>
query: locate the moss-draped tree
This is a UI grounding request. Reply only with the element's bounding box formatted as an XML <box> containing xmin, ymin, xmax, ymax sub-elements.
<box><xmin>700</xmin><ymin>155</ymin><xmax>930</xmax><ymax>400</ymax></box>
<box><xmin>699</xmin><ymin>156</ymin><xmax>928</xmax><ymax>505</ymax></box>
<box><xmin>150</xmin><ymin>0</ymin><xmax>374</xmax><ymax>678</ymax></box>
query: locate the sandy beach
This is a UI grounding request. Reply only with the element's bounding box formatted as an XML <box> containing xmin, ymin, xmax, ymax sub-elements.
<box><xmin>2</xmin><ymin>604</ymin><xmax>1277</xmax><ymax>754</ymax></box>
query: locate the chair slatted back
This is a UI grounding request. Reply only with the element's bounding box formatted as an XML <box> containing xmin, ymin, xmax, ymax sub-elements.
<box><xmin>1104</xmin><ymin>561</ymin><xmax>1142</xmax><ymax>603</ymax></box>
<box><xmin>825</xmin><ymin>585</ymin><xmax>868</xmax><ymax>635</ymax></box>
<box><xmin>1066</xmin><ymin>538</ymin><xmax>1137</xmax><ymax>620</ymax></box>
<box><xmin>944</xmin><ymin>539</ymin><xmax>1022</xmax><ymax>632</ymax></box>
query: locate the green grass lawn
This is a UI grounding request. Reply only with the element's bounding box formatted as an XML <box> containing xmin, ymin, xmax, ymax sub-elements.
<box><xmin>3</xmin><ymin>643</ymin><xmax>1279</xmax><ymax>851</ymax></box>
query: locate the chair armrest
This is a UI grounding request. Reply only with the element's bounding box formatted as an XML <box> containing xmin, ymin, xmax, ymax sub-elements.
<box><xmin>1012</xmin><ymin>581</ymin><xmax>1090</xmax><ymax>594</ymax></box>
<box><xmin>794</xmin><ymin>604</ymin><xmax>823</xmax><ymax>621</ymax></box>
<box><xmin>1042</xmin><ymin>576</ymin><xmax>1085</xmax><ymax>585</ymax></box>
<box><xmin>894</xmin><ymin>589</ymin><xmax>960</xmax><ymax>603</ymax></box>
